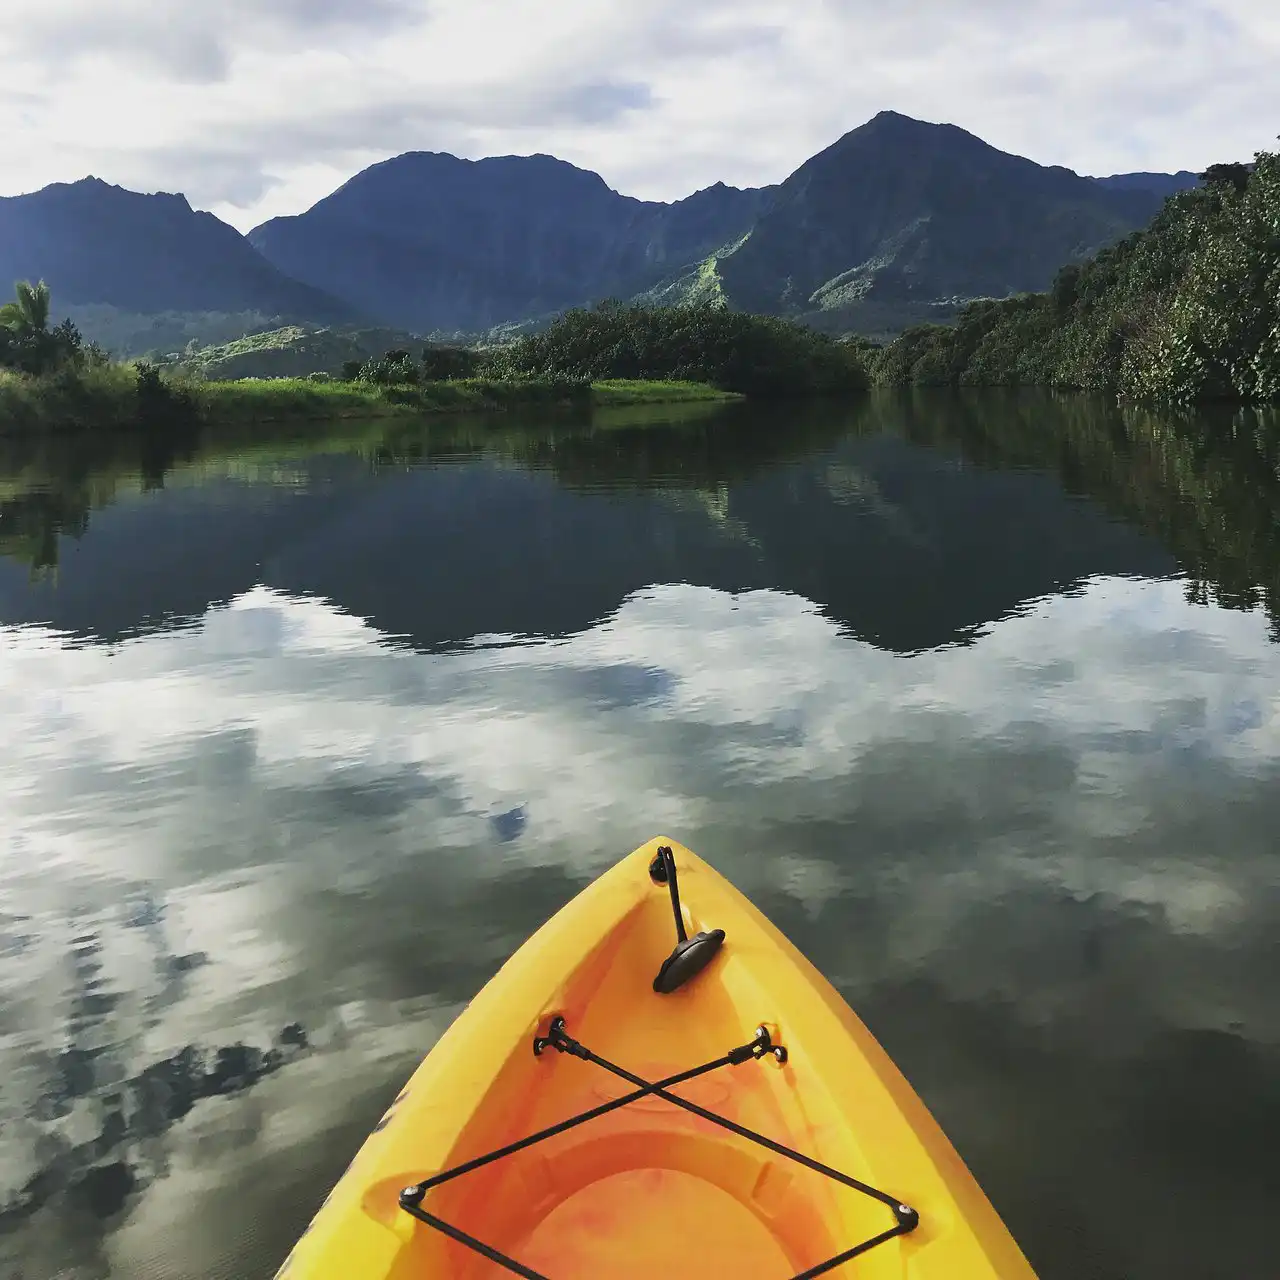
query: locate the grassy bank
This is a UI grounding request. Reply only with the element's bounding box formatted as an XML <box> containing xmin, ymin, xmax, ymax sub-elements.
<box><xmin>202</xmin><ymin>375</ymin><xmax>738</xmax><ymax>423</ymax></box>
<box><xmin>590</xmin><ymin>379</ymin><xmax>742</xmax><ymax>405</ymax></box>
<box><xmin>201</xmin><ymin>375</ymin><xmax>589</xmax><ymax>423</ymax></box>
<box><xmin>0</xmin><ymin>367</ymin><xmax>739</xmax><ymax>433</ymax></box>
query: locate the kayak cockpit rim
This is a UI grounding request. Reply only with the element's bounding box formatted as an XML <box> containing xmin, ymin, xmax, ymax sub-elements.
<box><xmin>396</xmin><ymin>846</ymin><xmax>921</xmax><ymax>1280</ymax></box>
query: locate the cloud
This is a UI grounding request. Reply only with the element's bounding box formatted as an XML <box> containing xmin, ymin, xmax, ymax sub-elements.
<box><xmin>4</xmin><ymin>0</ymin><xmax>422</xmax><ymax>81</ymax></box>
<box><xmin>0</xmin><ymin>0</ymin><xmax>1277</xmax><ymax>229</ymax></box>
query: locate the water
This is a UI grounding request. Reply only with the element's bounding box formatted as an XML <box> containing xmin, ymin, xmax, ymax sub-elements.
<box><xmin>1</xmin><ymin>392</ymin><xmax>1277</xmax><ymax>1279</ymax></box>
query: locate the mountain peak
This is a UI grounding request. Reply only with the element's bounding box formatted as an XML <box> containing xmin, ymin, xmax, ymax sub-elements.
<box><xmin>712</xmin><ymin>111</ymin><xmax>1172</xmax><ymax>315</ymax></box>
<box><xmin>18</xmin><ymin>176</ymin><xmax>196</xmax><ymax>212</ymax></box>
<box><xmin>863</xmin><ymin>109</ymin><xmax>953</xmax><ymax>131</ymax></box>
<box><xmin>792</xmin><ymin>110</ymin><xmax>1001</xmax><ymax>175</ymax></box>
<box><xmin>0</xmin><ymin>175</ymin><xmax>357</xmax><ymax>322</ymax></box>
<box><xmin>298</xmin><ymin>147</ymin><xmax>621</xmax><ymax>224</ymax></box>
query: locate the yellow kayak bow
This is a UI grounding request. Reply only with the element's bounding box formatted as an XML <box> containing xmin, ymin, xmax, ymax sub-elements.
<box><xmin>275</xmin><ymin>838</ymin><xmax>1039</xmax><ymax>1279</ymax></box>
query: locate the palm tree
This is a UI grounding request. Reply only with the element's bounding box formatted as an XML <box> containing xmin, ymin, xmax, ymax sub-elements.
<box><xmin>0</xmin><ymin>280</ymin><xmax>51</xmax><ymax>338</ymax></box>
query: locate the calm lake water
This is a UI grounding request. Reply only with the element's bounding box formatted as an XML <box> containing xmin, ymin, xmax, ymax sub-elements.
<box><xmin>1</xmin><ymin>391</ymin><xmax>1277</xmax><ymax>1279</ymax></box>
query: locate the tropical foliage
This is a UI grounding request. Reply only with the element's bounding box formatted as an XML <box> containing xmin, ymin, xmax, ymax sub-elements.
<box><xmin>0</xmin><ymin>284</ymin><xmax>737</xmax><ymax>433</ymax></box>
<box><xmin>331</xmin><ymin>304</ymin><xmax>865</xmax><ymax>398</ymax></box>
<box><xmin>0</xmin><ymin>279</ymin><xmax>106</xmax><ymax>376</ymax></box>
<box><xmin>871</xmin><ymin>149</ymin><xmax>1280</xmax><ymax>403</ymax></box>
<box><xmin>480</xmin><ymin>300</ymin><xmax>869</xmax><ymax>396</ymax></box>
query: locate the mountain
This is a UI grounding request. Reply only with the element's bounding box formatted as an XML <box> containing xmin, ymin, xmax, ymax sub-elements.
<box><xmin>0</xmin><ymin>178</ymin><xmax>361</xmax><ymax>326</ymax></box>
<box><xmin>248</xmin><ymin>152</ymin><xmax>771</xmax><ymax>334</ymax></box>
<box><xmin>704</xmin><ymin>112</ymin><xmax>1171</xmax><ymax>323</ymax></box>
<box><xmin>246</xmin><ymin>115</ymin><xmax>1185</xmax><ymax>335</ymax></box>
<box><xmin>1092</xmin><ymin>170</ymin><xmax>1201</xmax><ymax>199</ymax></box>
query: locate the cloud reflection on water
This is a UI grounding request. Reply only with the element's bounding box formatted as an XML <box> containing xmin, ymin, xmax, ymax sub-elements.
<box><xmin>1</xmin><ymin>573</ymin><xmax>1278</xmax><ymax>1277</ymax></box>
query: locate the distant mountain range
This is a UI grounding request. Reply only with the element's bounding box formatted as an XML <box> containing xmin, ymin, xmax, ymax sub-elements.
<box><xmin>0</xmin><ymin>112</ymin><xmax>1203</xmax><ymax>346</ymax></box>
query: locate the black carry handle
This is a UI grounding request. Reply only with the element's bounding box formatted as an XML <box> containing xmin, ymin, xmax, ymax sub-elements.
<box><xmin>648</xmin><ymin>846</ymin><xmax>725</xmax><ymax>994</ymax></box>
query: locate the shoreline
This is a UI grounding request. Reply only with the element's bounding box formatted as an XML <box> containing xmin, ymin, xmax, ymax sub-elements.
<box><xmin>0</xmin><ymin>372</ymin><xmax>743</xmax><ymax>435</ymax></box>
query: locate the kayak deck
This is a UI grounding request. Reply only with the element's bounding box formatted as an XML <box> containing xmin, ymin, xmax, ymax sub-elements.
<box><xmin>276</xmin><ymin>839</ymin><xmax>1038</xmax><ymax>1279</ymax></box>
<box><xmin>400</xmin><ymin>1015</ymin><xmax>914</xmax><ymax>1278</ymax></box>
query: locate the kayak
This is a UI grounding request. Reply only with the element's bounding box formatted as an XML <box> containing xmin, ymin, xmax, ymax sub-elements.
<box><xmin>274</xmin><ymin>838</ymin><xmax>1038</xmax><ymax>1279</ymax></box>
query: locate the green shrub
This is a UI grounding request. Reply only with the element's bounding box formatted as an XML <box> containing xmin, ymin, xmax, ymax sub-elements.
<box><xmin>135</xmin><ymin>360</ymin><xmax>197</xmax><ymax>426</ymax></box>
<box><xmin>356</xmin><ymin>350</ymin><xmax>419</xmax><ymax>386</ymax></box>
<box><xmin>482</xmin><ymin>300</ymin><xmax>868</xmax><ymax>397</ymax></box>
<box><xmin>421</xmin><ymin>345</ymin><xmax>483</xmax><ymax>380</ymax></box>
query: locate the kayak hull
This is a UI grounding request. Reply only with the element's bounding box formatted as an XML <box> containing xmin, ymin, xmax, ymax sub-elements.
<box><xmin>275</xmin><ymin>838</ymin><xmax>1038</xmax><ymax>1279</ymax></box>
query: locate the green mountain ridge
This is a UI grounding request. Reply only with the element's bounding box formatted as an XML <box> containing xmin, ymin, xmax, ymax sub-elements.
<box><xmin>247</xmin><ymin>152</ymin><xmax>774</xmax><ymax>333</ymax></box>
<box><xmin>247</xmin><ymin>111</ymin><xmax>1180</xmax><ymax>337</ymax></box>
<box><xmin>708</xmin><ymin>113</ymin><xmax>1174</xmax><ymax>318</ymax></box>
<box><xmin>0</xmin><ymin>113</ymin><xmax>1201</xmax><ymax>350</ymax></box>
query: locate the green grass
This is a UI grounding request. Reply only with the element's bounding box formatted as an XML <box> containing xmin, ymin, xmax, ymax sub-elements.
<box><xmin>198</xmin><ymin>376</ymin><xmax>593</xmax><ymax>423</ymax></box>
<box><xmin>0</xmin><ymin>364</ymin><xmax>141</xmax><ymax>430</ymax></box>
<box><xmin>0</xmin><ymin>367</ymin><xmax>737</xmax><ymax>434</ymax></box>
<box><xmin>590</xmin><ymin>379</ymin><xmax>742</xmax><ymax>405</ymax></box>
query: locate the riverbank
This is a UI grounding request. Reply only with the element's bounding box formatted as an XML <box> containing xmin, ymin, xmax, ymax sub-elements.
<box><xmin>202</xmin><ymin>375</ymin><xmax>739</xmax><ymax>423</ymax></box>
<box><xmin>0</xmin><ymin>367</ymin><xmax>741</xmax><ymax>433</ymax></box>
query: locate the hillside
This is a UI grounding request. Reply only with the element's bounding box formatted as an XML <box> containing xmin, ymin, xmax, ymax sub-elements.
<box><xmin>0</xmin><ymin>178</ymin><xmax>361</xmax><ymax>326</ymax></box>
<box><xmin>167</xmin><ymin>324</ymin><xmax>424</xmax><ymax>380</ymax></box>
<box><xmin>249</xmin><ymin>113</ymin><xmax>1173</xmax><ymax>336</ymax></box>
<box><xmin>871</xmin><ymin>150</ymin><xmax>1279</xmax><ymax>403</ymax></box>
<box><xmin>704</xmin><ymin>112</ymin><xmax>1168</xmax><ymax>327</ymax></box>
<box><xmin>248</xmin><ymin>153</ymin><xmax>771</xmax><ymax>334</ymax></box>
<box><xmin>60</xmin><ymin>305</ymin><xmax>284</xmax><ymax>360</ymax></box>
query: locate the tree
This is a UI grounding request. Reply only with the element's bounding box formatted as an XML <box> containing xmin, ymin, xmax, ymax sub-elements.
<box><xmin>0</xmin><ymin>279</ymin><xmax>51</xmax><ymax>338</ymax></box>
<box><xmin>1199</xmin><ymin>162</ymin><xmax>1253</xmax><ymax>194</ymax></box>
<box><xmin>0</xmin><ymin>280</ymin><xmax>85</xmax><ymax>375</ymax></box>
<box><xmin>1050</xmin><ymin>263</ymin><xmax>1081</xmax><ymax>314</ymax></box>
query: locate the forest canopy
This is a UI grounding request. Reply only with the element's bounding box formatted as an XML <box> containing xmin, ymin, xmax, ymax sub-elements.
<box><xmin>479</xmin><ymin>300</ymin><xmax>869</xmax><ymax>397</ymax></box>
<box><xmin>872</xmin><ymin>149</ymin><xmax>1280</xmax><ymax>403</ymax></box>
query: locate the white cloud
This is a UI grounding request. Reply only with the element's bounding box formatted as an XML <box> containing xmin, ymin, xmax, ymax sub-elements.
<box><xmin>0</xmin><ymin>0</ymin><xmax>1276</xmax><ymax>230</ymax></box>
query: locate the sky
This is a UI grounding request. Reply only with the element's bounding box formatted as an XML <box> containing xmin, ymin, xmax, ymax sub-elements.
<box><xmin>1</xmin><ymin>0</ymin><xmax>1278</xmax><ymax>230</ymax></box>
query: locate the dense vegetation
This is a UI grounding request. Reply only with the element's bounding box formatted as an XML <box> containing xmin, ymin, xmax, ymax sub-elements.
<box><xmin>1</xmin><ymin>280</ymin><xmax>103</xmax><ymax>376</ymax></box>
<box><xmin>0</xmin><ymin>283</ymin><xmax>741</xmax><ymax>432</ymax></box>
<box><xmin>480</xmin><ymin>300</ymin><xmax>869</xmax><ymax>396</ymax></box>
<box><xmin>178</xmin><ymin>303</ymin><xmax>864</xmax><ymax>398</ymax></box>
<box><xmin>872</xmin><ymin>151</ymin><xmax>1280</xmax><ymax>403</ymax></box>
